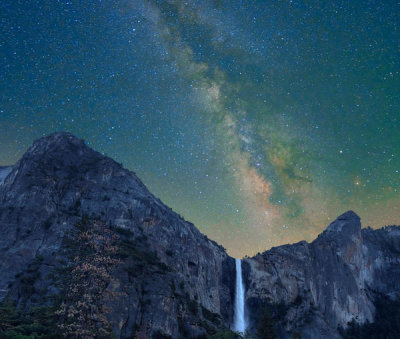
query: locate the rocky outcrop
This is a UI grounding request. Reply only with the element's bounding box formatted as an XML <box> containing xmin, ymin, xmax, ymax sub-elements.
<box><xmin>0</xmin><ymin>132</ymin><xmax>235</xmax><ymax>338</ymax></box>
<box><xmin>244</xmin><ymin>211</ymin><xmax>400</xmax><ymax>338</ymax></box>
<box><xmin>0</xmin><ymin>166</ymin><xmax>12</xmax><ymax>186</ymax></box>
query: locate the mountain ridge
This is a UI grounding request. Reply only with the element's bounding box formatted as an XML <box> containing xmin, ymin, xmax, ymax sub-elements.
<box><xmin>0</xmin><ymin>132</ymin><xmax>399</xmax><ymax>338</ymax></box>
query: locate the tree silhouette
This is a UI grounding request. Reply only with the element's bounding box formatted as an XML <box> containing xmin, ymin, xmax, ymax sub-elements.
<box><xmin>256</xmin><ymin>306</ymin><xmax>276</xmax><ymax>339</ymax></box>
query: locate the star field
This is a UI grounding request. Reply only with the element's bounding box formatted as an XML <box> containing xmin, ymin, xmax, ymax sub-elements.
<box><xmin>1</xmin><ymin>0</ymin><xmax>399</xmax><ymax>257</ymax></box>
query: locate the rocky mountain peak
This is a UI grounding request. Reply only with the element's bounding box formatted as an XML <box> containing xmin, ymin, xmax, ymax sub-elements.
<box><xmin>324</xmin><ymin>210</ymin><xmax>361</xmax><ymax>235</ymax></box>
<box><xmin>337</xmin><ymin>210</ymin><xmax>360</xmax><ymax>221</ymax></box>
<box><xmin>21</xmin><ymin>131</ymin><xmax>101</xmax><ymax>165</ymax></box>
<box><xmin>0</xmin><ymin>132</ymin><xmax>235</xmax><ymax>338</ymax></box>
<box><xmin>26</xmin><ymin>131</ymin><xmax>84</xmax><ymax>153</ymax></box>
<box><xmin>8</xmin><ymin>131</ymin><xmax>145</xmax><ymax>193</ymax></box>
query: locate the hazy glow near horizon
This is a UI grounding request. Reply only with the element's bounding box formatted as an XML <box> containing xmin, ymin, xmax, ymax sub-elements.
<box><xmin>0</xmin><ymin>0</ymin><xmax>399</xmax><ymax>257</ymax></box>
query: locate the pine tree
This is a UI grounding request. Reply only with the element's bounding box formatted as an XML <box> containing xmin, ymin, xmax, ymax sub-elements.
<box><xmin>256</xmin><ymin>306</ymin><xmax>276</xmax><ymax>339</ymax></box>
<box><xmin>0</xmin><ymin>299</ymin><xmax>20</xmax><ymax>334</ymax></box>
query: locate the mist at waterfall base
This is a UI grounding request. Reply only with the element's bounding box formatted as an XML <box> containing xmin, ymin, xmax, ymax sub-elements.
<box><xmin>233</xmin><ymin>259</ymin><xmax>246</xmax><ymax>333</ymax></box>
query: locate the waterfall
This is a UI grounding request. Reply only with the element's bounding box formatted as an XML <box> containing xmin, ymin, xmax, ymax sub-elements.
<box><xmin>233</xmin><ymin>258</ymin><xmax>246</xmax><ymax>333</ymax></box>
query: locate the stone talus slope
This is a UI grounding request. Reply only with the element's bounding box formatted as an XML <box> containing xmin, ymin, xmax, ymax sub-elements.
<box><xmin>0</xmin><ymin>132</ymin><xmax>235</xmax><ymax>338</ymax></box>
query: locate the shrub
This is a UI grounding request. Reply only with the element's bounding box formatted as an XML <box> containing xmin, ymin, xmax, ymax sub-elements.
<box><xmin>201</xmin><ymin>306</ymin><xmax>221</xmax><ymax>325</ymax></box>
<box><xmin>185</xmin><ymin>293</ymin><xmax>198</xmax><ymax>316</ymax></box>
<box><xmin>0</xmin><ymin>299</ymin><xmax>59</xmax><ymax>338</ymax></box>
<box><xmin>256</xmin><ymin>305</ymin><xmax>276</xmax><ymax>339</ymax></box>
<box><xmin>338</xmin><ymin>294</ymin><xmax>400</xmax><ymax>338</ymax></box>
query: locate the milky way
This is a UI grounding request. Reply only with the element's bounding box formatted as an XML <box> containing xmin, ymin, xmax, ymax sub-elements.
<box><xmin>1</xmin><ymin>0</ymin><xmax>399</xmax><ymax>256</ymax></box>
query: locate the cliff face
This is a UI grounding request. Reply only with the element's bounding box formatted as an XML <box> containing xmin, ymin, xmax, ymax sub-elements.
<box><xmin>0</xmin><ymin>132</ymin><xmax>235</xmax><ymax>338</ymax></box>
<box><xmin>244</xmin><ymin>211</ymin><xmax>400</xmax><ymax>338</ymax></box>
<box><xmin>0</xmin><ymin>132</ymin><xmax>399</xmax><ymax>338</ymax></box>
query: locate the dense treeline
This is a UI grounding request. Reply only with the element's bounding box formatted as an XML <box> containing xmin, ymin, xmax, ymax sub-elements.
<box><xmin>339</xmin><ymin>294</ymin><xmax>400</xmax><ymax>339</ymax></box>
<box><xmin>0</xmin><ymin>216</ymin><xmax>118</xmax><ymax>339</ymax></box>
<box><xmin>0</xmin><ymin>300</ymin><xmax>58</xmax><ymax>338</ymax></box>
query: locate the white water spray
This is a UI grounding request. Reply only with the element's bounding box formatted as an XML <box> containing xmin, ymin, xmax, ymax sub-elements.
<box><xmin>233</xmin><ymin>258</ymin><xmax>246</xmax><ymax>333</ymax></box>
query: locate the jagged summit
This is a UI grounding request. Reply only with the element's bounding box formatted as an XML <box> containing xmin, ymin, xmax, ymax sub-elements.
<box><xmin>337</xmin><ymin>210</ymin><xmax>360</xmax><ymax>221</ymax></box>
<box><xmin>33</xmin><ymin>131</ymin><xmax>83</xmax><ymax>144</ymax></box>
<box><xmin>4</xmin><ymin>132</ymin><xmax>152</xmax><ymax>200</ymax></box>
<box><xmin>25</xmin><ymin>131</ymin><xmax>85</xmax><ymax>154</ymax></box>
<box><xmin>22</xmin><ymin>131</ymin><xmax>99</xmax><ymax>163</ymax></box>
<box><xmin>325</xmin><ymin>210</ymin><xmax>361</xmax><ymax>235</ymax></box>
<box><xmin>15</xmin><ymin>132</ymin><xmax>103</xmax><ymax>183</ymax></box>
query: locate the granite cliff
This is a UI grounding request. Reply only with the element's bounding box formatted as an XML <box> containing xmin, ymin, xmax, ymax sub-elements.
<box><xmin>0</xmin><ymin>132</ymin><xmax>235</xmax><ymax>338</ymax></box>
<box><xmin>0</xmin><ymin>132</ymin><xmax>399</xmax><ymax>338</ymax></box>
<box><xmin>244</xmin><ymin>211</ymin><xmax>400</xmax><ymax>338</ymax></box>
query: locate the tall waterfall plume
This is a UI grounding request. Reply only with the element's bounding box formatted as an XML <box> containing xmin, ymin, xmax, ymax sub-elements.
<box><xmin>233</xmin><ymin>258</ymin><xmax>246</xmax><ymax>333</ymax></box>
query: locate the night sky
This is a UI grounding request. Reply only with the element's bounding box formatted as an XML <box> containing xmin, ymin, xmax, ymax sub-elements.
<box><xmin>1</xmin><ymin>0</ymin><xmax>399</xmax><ymax>257</ymax></box>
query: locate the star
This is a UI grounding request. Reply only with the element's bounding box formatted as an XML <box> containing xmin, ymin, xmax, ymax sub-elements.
<box><xmin>0</xmin><ymin>0</ymin><xmax>398</xmax><ymax>257</ymax></box>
